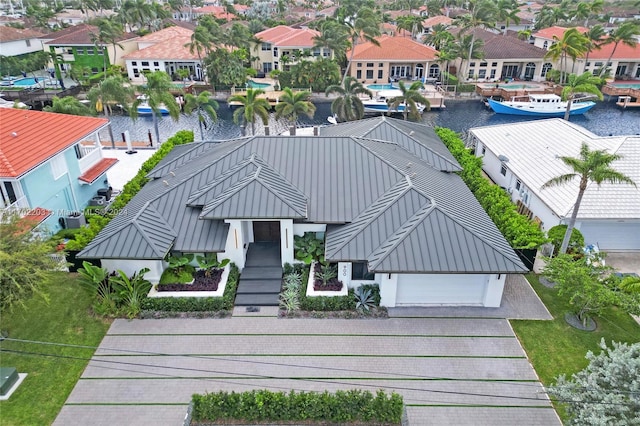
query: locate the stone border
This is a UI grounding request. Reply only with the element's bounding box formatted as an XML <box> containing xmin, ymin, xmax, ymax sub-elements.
<box><xmin>148</xmin><ymin>264</ymin><xmax>230</xmax><ymax>298</ymax></box>
<box><xmin>305</xmin><ymin>261</ymin><xmax>348</xmax><ymax>298</ymax></box>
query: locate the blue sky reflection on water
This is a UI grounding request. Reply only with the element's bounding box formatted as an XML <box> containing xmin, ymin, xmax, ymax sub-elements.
<box><xmin>103</xmin><ymin>99</ymin><xmax>640</xmax><ymax>144</ymax></box>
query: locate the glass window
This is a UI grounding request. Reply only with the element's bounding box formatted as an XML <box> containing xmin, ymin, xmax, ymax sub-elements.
<box><xmin>313</xmin><ymin>48</ymin><xmax>320</xmax><ymax>56</ymax></box>
<box><xmin>500</xmin><ymin>164</ymin><xmax>507</xmax><ymax>176</ymax></box>
<box><xmin>469</xmin><ymin>62</ymin><xmax>476</xmax><ymax>67</ymax></box>
<box><xmin>356</xmin><ymin>70</ymin><xmax>362</xmax><ymax>79</ymax></box>
<box><xmin>357</xmin><ymin>63</ymin><xmax>362</xmax><ymax>68</ymax></box>
<box><xmin>480</xmin><ymin>62</ymin><xmax>487</xmax><ymax>67</ymax></box>
<box><xmin>76</xmin><ymin>48</ymin><xmax>84</xmax><ymax>55</ymax></box>
<box><xmin>97</xmin><ymin>46</ymin><xmax>104</xmax><ymax>55</ymax></box>
<box><xmin>366</xmin><ymin>63</ymin><xmax>374</xmax><ymax>67</ymax></box>
<box><xmin>468</xmin><ymin>69</ymin><xmax>474</xmax><ymax>78</ymax></box>
<box><xmin>132</xmin><ymin>61</ymin><xmax>137</xmax><ymax>66</ymax></box>
<box><xmin>478</xmin><ymin>69</ymin><xmax>486</xmax><ymax>79</ymax></box>
<box><xmin>515</xmin><ymin>180</ymin><xmax>521</xmax><ymax>190</ymax></box>
<box><xmin>490</xmin><ymin>69</ymin><xmax>496</xmax><ymax>78</ymax></box>
<box><xmin>261</xmin><ymin>42</ymin><xmax>271</xmax><ymax>51</ymax></box>
<box><xmin>153</xmin><ymin>61</ymin><xmax>159</xmax><ymax>66</ymax></box>
<box><xmin>86</xmin><ymin>47</ymin><xmax>94</xmax><ymax>55</ymax></box>
<box><xmin>366</xmin><ymin>69</ymin><xmax>373</xmax><ymax>79</ymax></box>
<box><xmin>379</xmin><ymin>63</ymin><xmax>383</xmax><ymax>67</ymax></box>
<box><xmin>541</xmin><ymin>62</ymin><xmax>553</xmax><ymax>77</ymax></box>
<box><xmin>378</xmin><ymin>70</ymin><xmax>383</xmax><ymax>79</ymax></box>
<box><xmin>352</xmin><ymin>262</ymin><xmax>375</xmax><ymax>280</ymax></box>
<box><xmin>50</xmin><ymin>153</ymin><xmax>67</xmax><ymax>180</ymax></box>
<box><xmin>262</xmin><ymin>62</ymin><xmax>272</xmax><ymax>72</ymax></box>
<box><xmin>141</xmin><ymin>61</ymin><xmax>149</xmax><ymax>66</ymax></box>
<box><xmin>491</xmin><ymin>62</ymin><xmax>497</xmax><ymax>67</ymax></box>
<box><xmin>25</xmin><ymin>39</ymin><xmax>31</xmax><ymax>47</ymax></box>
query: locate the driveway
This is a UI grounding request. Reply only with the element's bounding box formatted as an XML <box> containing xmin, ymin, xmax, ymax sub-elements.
<box><xmin>54</xmin><ymin>316</ymin><xmax>560</xmax><ymax>426</ymax></box>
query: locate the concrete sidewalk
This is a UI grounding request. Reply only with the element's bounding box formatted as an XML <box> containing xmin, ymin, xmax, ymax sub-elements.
<box><xmin>54</xmin><ymin>317</ymin><xmax>560</xmax><ymax>426</ymax></box>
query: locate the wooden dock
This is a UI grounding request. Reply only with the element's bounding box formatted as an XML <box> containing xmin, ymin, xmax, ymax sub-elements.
<box><xmin>228</xmin><ymin>87</ymin><xmax>311</xmax><ymax>107</ymax></box>
<box><xmin>615</xmin><ymin>95</ymin><xmax>640</xmax><ymax>109</ymax></box>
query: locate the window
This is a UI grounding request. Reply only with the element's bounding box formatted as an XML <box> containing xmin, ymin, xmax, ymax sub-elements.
<box><xmin>379</xmin><ymin>63</ymin><xmax>383</xmax><ymax>67</ymax></box>
<box><xmin>478</xmin><ymin>69</ymin><xmax>486</xmax><ymax>79</ymax></box>
<box><xmin>273</xmin><ymin>47</ymin><xmax>278</xmax><ymax>57</ymax></box>
<box><xmin>366</xmin><ymin>63</ymin><xmax>374</xmax><ymax>67</ymax></box>
<box><xmin>352</xmin><ymin>262</ymin><xmax>375</xmax><ymax>280</ymax></box>
<box><xmin>313</xmin><ymin>48</ymin><xmax>320</xmax><ymax>56</ymax></box>
<box><xmin>356</xmin><ymin>70</ymin><xmax>362</xmax><ymax>79</ymax></box>
<box><xmin>595</xmin><ymin>62</ymin><xmax>603</xmax><ymax>67</ymax></box>
<box><xmin>50</xmin><ymin>154</ymin><xmax>67</xmax><ymax>180</ymax></box>
<box><xmin>468</xmin><ymin>69</ymin><xmax>474</xmax><ymax>78</ymax></box>
<box><xmin>262</xmin><ymin>62</ymin><xmax>272</xmax><ymax>72</ymax></box>
<box><xmin>481</xmin><ymin>146</ymin><xmax>486</xmax><ymax>155</ymax></box>
<box><xmin>515</xmin><ymin>180</ymin><xmax>521</xmax><ymax>191</ymax></box>
<box><xmin>76</xmin><ymin>48</ymin><xmax>84</xmax><ymax>55</ymax></box>
<box><xmin>132</xmin><ymin>61</ymin><xmax>137</xmax><ymax>66</ymax></box>
<box><xmin>91</xmin><ymin>67</ymin><xmax>99</xmax><ymax>74</ymax></box>
<box><xmin>469</xmin><ymin>62</ymin><xmax>476</xmax><ymax>67</ymax></box>
<box><xmin>261</xmin><ymin>42</ymin><xmax>271</xmax><ymax>51</ymax></box>
<box><xmin>500</xmin><ymin>164</ymin><xmax>507</xmax><ymax>176</ymax></box>
<box><xmin>25</xmin><ymin>39</ymin><xmax>31</xmax><ymax>47</ymax></box>
<box><xmin>491</xmin><ymin>62</ymin><xmax>497</xmax><ymax>67</ymax></box>
<box><xmin>541</xmin><ymin>62</ymin><xmax>553</xmax><ymax>77</ymax></box>
<box><xmin>543</xmin><ymin>40</ymin><xmax>548</xmax><ymax>49</ymax></box>
<box><xmin>490</xmin><ymin>69</ymin><xmax>496</xmax><ymax>78</ymax></box>
<box><xmin>133</xmin><ymin>68</ymin><xmax>139</xmax><ymax>77</ymax></box>
<box><xmin>141</xmin><ymin>61</ymin><xmax>149</xmax><ymax>66</ymax></box>
<box><xmin>378</xmin><ymin>70</ymin><xmax>383</xmax><ymax>79</ymax></box>
<box><xmin>86</xmin><ymin>47</ymin><xmax>94</xmax><ymax>55</ymax></box>
<box><xmin>585</xmin><ymin>61</ymin><xmax>591</xmax><ymax>67</ymax></box>
<box><xmin>97</xmin><ymin>46</ymin><xmax>104</xmax><ymax>55</ymax></box>
<box><xmin>322</xmin><ymin>48</ymin><xmax>331</xmax><ymax>57</ymax></box>
<box><xmin>153</xmin><ymin>61</ymin><xmax>159</xmax><ymax>67</ymax></box>
<box><xmin>480</xmin><ymin>62</ymin><xmax>487</xmax><ymax>67</ymax></box>
<box><xmin>357</xmin><ymin>63</ymin><xmax>362</xmax><ymax>68</ymax></box>
<box><xmin>366</xmin><ymin>69</ymin><xmax>373</xmax><ymax>79</ymax></box>
<box><xmin>67</xmin><ymin>48</ymin><xmax>73</xmax><ymax>54</ymax></box>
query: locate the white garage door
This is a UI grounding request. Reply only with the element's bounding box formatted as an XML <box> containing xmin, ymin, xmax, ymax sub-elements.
<box><xmin>579</xmin><ymin>221</ymin><xmax>640</xmax><ymax>251</ymax></box>
<box><xmin>396</xmin><ymin>274</ymin><xmax>487</xmax><ymax>306</ymax></box>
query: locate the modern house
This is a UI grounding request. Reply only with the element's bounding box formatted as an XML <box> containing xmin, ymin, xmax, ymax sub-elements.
<box><xmin>43</xmin><ymin>24</ymin><xmax>137</xmax><ymax>81</ymax></box>
<box><xmin>346</xmin><ymin>35</ymin><xmax>440</xmax><ymax>83</ymax></box>
<box><xmin>0</xmin><ymin>26</ymin><xmax>45</xmax><ymax>58</ymax></box>
<box><xmin>469</xmin><ymin>119</ymin><xmax>640</xmax><ymax>252</ymax></box>
<box><xmin>253</xmin><ymin>25</ymin><xmax>330</xmax><ymax>74</ymax></box>
<box><xmin>122</xmin><ymin>25</ymin><xmax>202</xmax><ymax>82</ymax></box>
<box><xmin>79</xmin><ymin>116</ymin><xmax>526</xmax><ymax>307</ymax></box>
<box><xmin>0</xmin><ymin>109</ymin><xmax>117</xmax><ymax>233</ymax></box>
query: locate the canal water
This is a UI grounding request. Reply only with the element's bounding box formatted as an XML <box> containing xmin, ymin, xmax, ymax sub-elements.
<box><xmin>104</xmin><ymin>98</ymin><xmax>640</xmax><ymax>145</ymax></box>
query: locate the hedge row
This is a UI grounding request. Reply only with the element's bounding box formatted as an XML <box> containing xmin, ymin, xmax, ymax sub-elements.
<box><xmin>192</xmin><ymin>389</ymin><xmax>403</xmax><ymax>424</ymax></box>
<box><xmin>435</xmin><ymin>128</ymin><xmax>546</xmax><ymax>249</ymax></box>
<box><xmin>140</xmin><ymin>264</ymin><xmax>239</xmax><ymax>312</ymax></box>
<box><xmin>66</xmin><ymin>130</ymin><xmax>194</xmax><ymax>250</ymax></box>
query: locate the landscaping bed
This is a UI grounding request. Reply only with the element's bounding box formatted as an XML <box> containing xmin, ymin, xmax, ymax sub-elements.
<box><xmin>157</xmin><ymin>268</ymin><xmax>224</xmax><ymax>292</ymax></box>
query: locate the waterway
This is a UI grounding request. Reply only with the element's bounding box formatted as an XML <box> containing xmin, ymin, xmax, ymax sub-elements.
<box><xmin>103</xmin><ymin>98</ymin><xmax>640</xmax><ymax>145</ymax></box>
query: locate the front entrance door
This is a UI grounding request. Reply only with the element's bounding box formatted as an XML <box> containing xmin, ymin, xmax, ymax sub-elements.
<box><xmin>253</xmin><ymin>221</ymin><xmax>280</xmax><ymax>242</ymax></box>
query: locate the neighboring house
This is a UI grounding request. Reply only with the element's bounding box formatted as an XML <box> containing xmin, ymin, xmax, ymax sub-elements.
<box><xmin>347</xmin><ymin>35</ymin><xmax>439</xmax><ymax>83</ymax></box>
<box><xmin>0</xmin><ymin>26</ymin><xmax>45</xmax><ymax>57</ymax></box>
<box><xmin>192</xmin><ymin>5</ymin><xmax>237</xmax><ymax>21</ymax></box>
<box><xmin>532</xmin><ymin>26</ymin><xmax>640</xmax><ymax>79</ymax></box>
<box><xmin>78</xmin><ymin>116</ymin><xmax>526</xmax><ymax>307</ymax></box>
<box><xmin>0</xmin><ymin>109</ymin><xmax>117</xmax><ymax>233</ymax></box>
<box><xmin>122</xmin><ymin>26</ymin><xmax>203</xmax><ymax>82</ymax></box>
<box><xmin>48</xmin><ymin>9</ymin><xmax>117</xmax><ymax>28</ymax></box>
<box><xmin>469</xmin><ymin>119</ymin><xmax>640</xmax><ymax>251</ymax></box>
<box><xmin>451</xmin><ymin>28</ymin><xmax>550</xmax><ymax>81</ymax></box>
<box><xmin>421</xmin><ymin>15</ymin><xmax>452</xmax><ymax>36</ymax></box>
<box><xmin>43</xmin><ymin>24</ymin><xmax>137</xmax><ymax>80</ymax></box>
<box><xmin>253</xmin><ymin>25</ymin><xmax>330</xmax><ymax>73</ymax></box>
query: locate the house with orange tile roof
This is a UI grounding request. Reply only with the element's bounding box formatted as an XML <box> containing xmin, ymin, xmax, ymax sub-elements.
<box><xmin>346</xmin><ymin>35</ymin><xmax>439</xmax><ymax>84</ymax></box>
<box><xmin>192</xmin><ymin>5</ymin><xmax>237</xmax><ymax>21</ymax></box>
<box><xmin>532</xmin><ymin>26</ymin><xmax>640</xmax><ymax>79</ymax></box>
<box><xmin>0</xmin><ymin>109</ymin><xmax>116</xmax><ymax>233</ymax></box>
<box><xmin>253</xmin><ymin>25</ymin><xmax>331</xmax><ymax>74</ymax></box>
<box><xmin>121</xmin><ymin>26</ymin><xmax>203</xmax><ymax>83</ymax></box>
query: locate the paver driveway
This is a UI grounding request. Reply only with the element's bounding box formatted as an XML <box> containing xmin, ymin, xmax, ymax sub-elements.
<box><xmin>54</xmin><ymin>317</ymin><xmax>560</xmax><ymax>426</ymax></box>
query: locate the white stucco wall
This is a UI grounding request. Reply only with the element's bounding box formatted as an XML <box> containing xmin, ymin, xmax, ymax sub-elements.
<box><xmin>0</xmin><ymin>38</ymin><xmax>44</xmax><ymax>57</ymax></box>
<box><xmin>222</xmin><ymin>219</ymin><xmax>246</xmax><ymax>269</ymax></box>
<box><xmin>484</xmin><ymin>274</ymin><xmax>506</xmax><ymax>307</ymax></box>
<box><xmin>379</xmin><ymin>273</ymin><xmax>399</xmax><ymax>307</ymax></box>
<box><xmin>292</xmin><ymin>223</ymin><xmax>327</xmax><ymax>236</ymax></box>
<box><xmin>100</xmin><ymin>259</ymin><xmax>165</xmax><ymax>284</ymax></box>
<box><xmin>280</xmin><ymin>219</ymin><xmax>294</xmax><ymax>265</ymax></box>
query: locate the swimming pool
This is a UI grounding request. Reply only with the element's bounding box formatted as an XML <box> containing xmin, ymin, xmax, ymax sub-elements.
<box><xmin>611</xmin><ymin>83</ymin><xmax>640</xmax><ymax>89</ymax></box>
<box><xmin>13</xmin><ymin>77</ymin><xmax>41</xmax><ymax>86</ymax></box>
<box><xmin>498</xmin><ymin>83</ymin><xmax>541</xmax><ymax>89</ymax></box>
<box><xmin>248</xmin><ymin>80</ymin><xmax>271</xmax><ymax>89</ymax></box>
<box><xmin>367</xmin><ymin>84</ymin><xmax>398</xmax><ymax>90</ymax></box>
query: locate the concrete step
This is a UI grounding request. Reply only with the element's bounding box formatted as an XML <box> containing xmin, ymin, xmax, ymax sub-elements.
<box><xmin>244</xmin><ymin>258</ymin><xmax>281</xmax><ymax>267</ymax></box>
<box><xmin>235</xmin><ymin>293</ymin><xmax>280</xmax><ymax>306</ymax></box>
<box><xmin>236</xmin><ymin>280</ymin><xmax>282</xmax><ymax>294</ymax></box>
<box><xmin>241</xmin><ymin>266</ymin><xmax>282</xmax><ymax>280</ymax></box>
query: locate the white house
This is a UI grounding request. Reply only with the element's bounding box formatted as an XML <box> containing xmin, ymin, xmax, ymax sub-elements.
<box><xmin>470</xmin><ymin>119</ymin><xmax>640</xmax><ymax>252</ymax></box>
<box><xmin>0</xmin><ymin>26</ymin><xmax>44</xmax><ymax>57</ymax></box>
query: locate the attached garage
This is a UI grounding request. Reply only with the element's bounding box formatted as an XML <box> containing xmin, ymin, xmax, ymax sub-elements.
<box><xmin>579</xmin><ymin>221</ymin><xmax>640</xmax><ymax>251</ymax></box>
<box><xmin>395</xmin><ymin>274</ymin><xmax>488</xmax><ymax>306</ymax></box>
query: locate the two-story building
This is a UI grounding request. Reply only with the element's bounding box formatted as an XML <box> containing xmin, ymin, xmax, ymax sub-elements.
<box><xmin>0</xmin><ymin>26</ymin><xmax>45</xmax><ymax>58</ymax></box>
<box><xmin>254</xmin><ymin>25</ymin><xmax>330</xmax><ymax>74</ymax></box>
<box><xmin>0</xmin><ymin>109</ymin><xmax>117</xmax><ymax>233</ymax></box>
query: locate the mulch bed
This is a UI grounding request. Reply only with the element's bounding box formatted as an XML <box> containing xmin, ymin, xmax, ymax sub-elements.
<box><xmin>312</xmin><ymin>263</ymin><xmax>343</xmax><ymax>291</ymax></box>
<box><xmin>157</xmin><ymin>268</ymin><xmax>223</xmax><ymax>292</ymax></box>
<box><xmin>280</xmin><ymin>307</ymin><xmax>389</xmax><ymax>319</ymax></box>
<box><xmin>564</xmin><ymin>313</ymin><xmax>597</xmax><ymax>331</ymax></box>
<box><xmin>193</xmin><ymin>421</ymin><xmax>399</xmax><ymax>425</ymax></box>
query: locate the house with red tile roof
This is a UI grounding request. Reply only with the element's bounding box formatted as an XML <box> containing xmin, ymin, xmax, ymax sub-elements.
<box><xmin>192</xmin><ymin>5</ymin><xmax>237</xmax><ymax>21</ymax></box>
<box><xmin>346</xmin><ymin>35</ymin><xmax>439</xmax><ymax>84</ymax></box>
<box><xmin>253</xmin><ymin>25</ymin><xmax>331</xmax><ymax>73</ymax></box>
<box><xmin>532</xmin><ymin>26</ymin><xmax>640</xmax><ymax>79</ymax></box>
<box><xmin>0</xmin><ymin>109</ymin><xmax>116</xmax><ymax>233</ymax></box>
<box><xmin>0</xmin><ymin>27</ymin><xmax>45</xmax><ymax>57</ymax></box>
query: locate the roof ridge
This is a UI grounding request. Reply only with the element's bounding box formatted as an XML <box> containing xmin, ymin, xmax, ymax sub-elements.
<box><xmin>200</xmin><ymin>172</ymin><xmax>257</xmax><ymax>217</ymax></box>
<box><xmin>0</xmin><ymin>148</ymin><xmax>16</xmax><ymax>177</ymax></box>
<box><xmin>252</xmin><ymin>156</ymin><xmax>308</xmax><ymax>216</ymax></box>
<box><xmin>131</xmin><ymin>213</ymin><xmax>171</xmax><ymax>258</ymax></box>
<box><xmin>186</xmin><ymin>155</ymin><xmax>256</xmax><ymax>205</ymax></box>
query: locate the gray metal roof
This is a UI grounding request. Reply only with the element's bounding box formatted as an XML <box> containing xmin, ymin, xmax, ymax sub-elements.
<box><xmin>321</xmin><ymin>116</ymin><xmax>461</xmax><ymax>172</ymax></box>
<box><xmin>79</xmin><ymin>116</ymin><xmax>525</xmax><ymax>272</ymax></box>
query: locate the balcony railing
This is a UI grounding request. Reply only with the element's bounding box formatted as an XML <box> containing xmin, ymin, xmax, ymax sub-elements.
<box><xmin>78</xmin><ymin>147</ymin><xmax>102</xmax><ymax>174</ymax></box>
<box><xmin>1</xmin><ymin>195</ymin><xmax>30</xmax><ymax>212</ymax></box>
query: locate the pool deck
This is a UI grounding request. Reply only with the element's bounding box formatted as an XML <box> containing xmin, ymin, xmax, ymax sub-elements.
<box><xmin>475</xmin><ymin>82</ymin><xmax>558</xmax><ymax>99</ymax></box>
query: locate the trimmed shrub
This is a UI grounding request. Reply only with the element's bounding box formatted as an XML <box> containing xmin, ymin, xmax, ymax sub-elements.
<box><xmin>547</xmin><ymin>224</ymin><xmax>584</xmax><ymax>255</ymax></box>
<box><xmin>192</xmin><ymin>389</ymin><xmax>403</xmax><ymax>424</ymax></box>
<box><xmin>66</xmin><ymin>130</ymin><xmax>194</xmax><ymax>251</ymax></box>
<box><xmin>435</xmin><ymin>128</ymin><xmax>546</xmax><ymax>249</ymax></box>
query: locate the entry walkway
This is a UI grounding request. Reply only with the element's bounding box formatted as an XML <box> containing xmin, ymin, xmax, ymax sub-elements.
<box><xmin>54</xmin><ymin>316</ymin><xmax>560</xmax><ymax>426</ymax></box>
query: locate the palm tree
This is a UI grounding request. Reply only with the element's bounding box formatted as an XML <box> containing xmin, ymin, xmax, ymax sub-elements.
<box><xmin>341</xmin><ymin>6</ymin><xmax>382</xmax><ymax>84</ymax></box>
<box><xmin>44</xmin><ymin>96</ymin><xmax>95</xmax><ymax>116</ymax></box>
<box><xmin>544</xmin><ymin>28</ymin><xmax>589</xmax><ymax>84</ymax></box>
<box><xmin>137</xmin><ymin>71</ymin><xmax>181</xmax><ymax>146</ymax></box>
<box><xmin>93</xmin><ymin>17</ymin><xmax>124</xmax><ymax>80</ymax></box>
<box><xmin>183</xmin><ymin>90</ymin><xmax>219</xmax><ymax>141</ymax></box>
<box><xmin>454</xmin><ymin>0</ymin><xmax>497</xmax><ymax>80</ymax></box>
<box><xmin>275</xmin><ymin>88</ymin><xmax>316</xmax><ymax>135</ymax></box>
<box><xmin>435</xmin><ymin>42</ymin><xmax>457</xmax><ymax>85</ymax></box>
<box><xmin>422</xmin><ymin>23</ymin><xmax>453</xmax><ymax>50</ymax></box>
<box><xmin>396</xmin><ymin>15</ymin><xmax>424</xmax><ymax>38</ymax></box>
<box><xmin>185</xmin><ymin>26</ymin><xmax>212</xmax><ymax>82</ymax></box>
<box><xmin>495</xmin><ymin>0</ymin><xmax>520</xmax><ymax>35</ymax></box>
<box><xmin>599</xmin><ymin>21</ymin><xmax>640</xmax><ymax>78</ymax></box>
<box><xmin>387</xmin><ymin>80</ymin><xmax>430</xmax><ymax>121</ymax></box>
<box><xmin>87</xmin><ymin>75</ymin><xmax>138</xmax><ymax>148</ymax></box>
<box><xmin>542</xmin><ymin>143</ymin><xmax>635</xmax><ymax>254</ymax></box>
<box><xmin>325</xmin><ymin>76</ymin><xmax>372</xmax><ymax>122</ymax></box>
<box><xmin>228</xmin><ymin>88</ymin><xmax>270</xmax><ymax>136</ymax></box>
<box><xmin>313</xmin><ymin>19</ymin><xmax>350</xmax><ymax>63</ymax></box>
<box><xmin>583</xmin><ymin>25</ymin><xmax>606</xmax><ymax>74</ymax></box>
<box><xmin>560</xmin><ymin>72</ymin><xmax>603</xmax><ymax>120</ymax></box>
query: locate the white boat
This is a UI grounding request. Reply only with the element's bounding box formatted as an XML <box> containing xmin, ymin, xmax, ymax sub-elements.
<box><xmin>487</xmin><ymin>93</ymin><xmax>596</xmax><ymax>117</ymax></box>
<box><xmin>136</xmin><ymin>95</ymin><xmax>170</xmax><ymax>115</ymax></box>
<box><xmin>362</xmin><ymin>89</ymin><xmax>426</xmax><ymax>114</ymax></box>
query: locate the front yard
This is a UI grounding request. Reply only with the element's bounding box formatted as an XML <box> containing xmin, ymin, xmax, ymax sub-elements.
<box><xmin>511</xmin><ymin>273</ymin><xmax>640</xmax><ymax>421</ymax></box>
<box><xmin>0</xmin><ymin>273</ymin><xmax>111</xmax><ymax>425</ymax></box>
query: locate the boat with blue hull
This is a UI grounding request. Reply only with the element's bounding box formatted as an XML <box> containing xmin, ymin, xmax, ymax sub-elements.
<box><xmin>363</xmin><ymin>89</ymin><xmax>427</xmax><ymax>114</ymax></box>
<box><xmin>487</xmin><ymin>93</ymin><xmax>596</xmax><ymax>117</ymax></box>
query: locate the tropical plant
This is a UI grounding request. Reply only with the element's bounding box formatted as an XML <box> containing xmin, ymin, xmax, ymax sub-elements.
<box><xmin>598</xmin><ymin>21</ymin><xmax>640</xmax><ymax>78</ymax></box>
<box><xmin>340</xmin><ymin>6</ymin><xmax>382</xmax><ymax>84</ymax></box>
<box><xmin>185</xmin><ymin>25</ymin><xmax>213</xmax><ymax>82</ymax></box>
<box><xmin>87</xmin><ymin>75</ymin><xmax>138</xmax><ymax>148</ymax></box>
<box><xmin>387</xmin><ymin>80</ymin><xmax>430</xmax><ymax>121</ymax></box>
<box><xmin>541</xmin><ymin>142</ymin><xmax>635</xmax><ymax>254</ymax></box>
<box><xmin>136</xmin><ymin>71</ymin><xmax>181</xmax><ymax>146</ymax></box>
<box><xmin>168</xmin><ymin>253</ymin><xmax>195</xmax><ymax>274</ymax></box>
<box><xmin>354</xmin><ymin>286</ymin><xmax>375</xmax><ymax>312</ymax></box>
<box><xmin>110</xmin><ymin>268</ymin><xmax>152</xmax><ymax>318</ymax></box>
<box><xmin>279</xmin><ymin>270</ymin><xmax>302</xmax><ymax>314</ymax></box>
<box><xmin>454</xmin><ymin>0</ymin><xmax>497</xmax><ymax>80</ymax></box>
<box><xmin>422</xmin><ymin>23</ymin><xmax>453</xmax><ymax>50</ymax></box>
<box><xmin>204</xmin><ymin>48</ymin><xmax>246</xmax><ymax>91</ymax></box>
<box><xmin>78</xmin><ymin>261</ymin><xmax>118</xmax><ymax>315</ymax></box>
<box><xmin>316</xmin><ymin>263</ymin><xmax>338</xmax><ymax>286</ymax></box>
<box><xmin>195</xmin><ymin>253</ymin><xmax>230</xmax><ymax>277</ymax></box>
<box><xmin>183</xmin><ymin>90</ymin><xmax>218</xmax><ymax>140</ymax></box>
<box><xmin>228</xmin><ymin>88</ymin><xmax>270</xmax><ymax>136</ymax></box>
<box><xmin>313</xmin><ymin>19</ymin><xmax>349</xmax><ymax>65</ymax></box>
<box><xmin>93</xmin><ymin>17</ymin><xmax>124</xmax><ymax>78</ymax></box>
<box><xmin>583</xmin><ymin>24</ymin><xmax>606</xmax><ymax>71</ymax></box>
<box><xmin>325</xmin><ymin>76</ymin><xmax>372</xmax><ymax>122</ymax></box>
<box><xmin>44</xmin><ymin>96</ymin><xmax>95</xmax><ymax>116</ymax></box>
<box><xmin>274</xmin><ymin>88</ymin><xmax>315</xmax><ymax>135</ymax></box>
<box><xmin>544</xmin><ymin>28</ymin><xmax>589</xmax><ymax>84</ymax></box>
<box><xmin>495</xmin><ymin>0</ymin><xmax>520</xmax><ymax>34</ymax></box>
<box><xmin>619</xmin><ymin>275</ymin><xmax>640</xmax><ymax>293</ymax></box>
<box><xmin>294</xmin><ymin>233</ymin><xmax>325</xmax><ymax>264</ymax></box>
<box><xmin>547</xmin><ymin>225</ymin><xmax>584</xmax><ymax>255</ymax></box>
<box><xmin>560</xmin><ymin>72</ymin><xmax>603</xmax><ymax>120</ymax></box>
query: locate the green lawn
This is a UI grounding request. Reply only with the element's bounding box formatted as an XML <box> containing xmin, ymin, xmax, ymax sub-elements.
<box><xmin>511</xmin><ymin>274</ymin><xmax>640</xmax><ymax>420</ymax></box>
<box><xmin>0</xmin><ymin>273</ymin><xmax>111</xmax><ymax>425</ymax></box>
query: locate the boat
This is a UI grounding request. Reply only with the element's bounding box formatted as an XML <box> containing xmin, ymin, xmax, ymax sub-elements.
<box><xmin>362</xmin><ymin>89</ymin><xmax>427</xmax><ymax>114</ymax></box>
<box><xmin>486</xmin><ymin>93</ymin><xmax>596</xmax><ymax>117</ymax></box>
<box><xmin>136</xmin><ymin>95</ymin><xmax>170</xmax><ymax>115</ymax></box>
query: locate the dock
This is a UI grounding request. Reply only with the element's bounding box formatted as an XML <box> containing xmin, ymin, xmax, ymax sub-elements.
<box><xmin>228</xmin><ymin>87</ymin><xmax>311</xmax><ymax>107</ymax></box>
<box><xmin>615</xmin><ymin>95</ymin><xmax>640</xmax><ymax>109</ymax></box>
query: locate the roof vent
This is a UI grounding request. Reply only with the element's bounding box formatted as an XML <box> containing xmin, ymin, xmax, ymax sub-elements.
<box><xmin>11</xmin><ymin>132</ymin><xmax>18</xmax><ymax>137</ymax></box>
<box><xmin>409</xmin><ymin>130</ymin><xmax>415</xmax><ymax>136</ymax></box>
<box><xmin>406</xmin><ymin>162</ymin><xmax>413</xmax><ymax>168</ymax></box>
<box><xmin>498</xmin><ymin>154</ymin><xmax>509</xmax><ymax>162</ymax></box>
<box><xmin>162</xmin><ymin>180</ymin><xmax>169</xmax><ymax>186</ymax></box>
<box><xmin>169</xmin><ymin>171</ymin><xmax>175</xmax><ymax>176</ymax></box>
